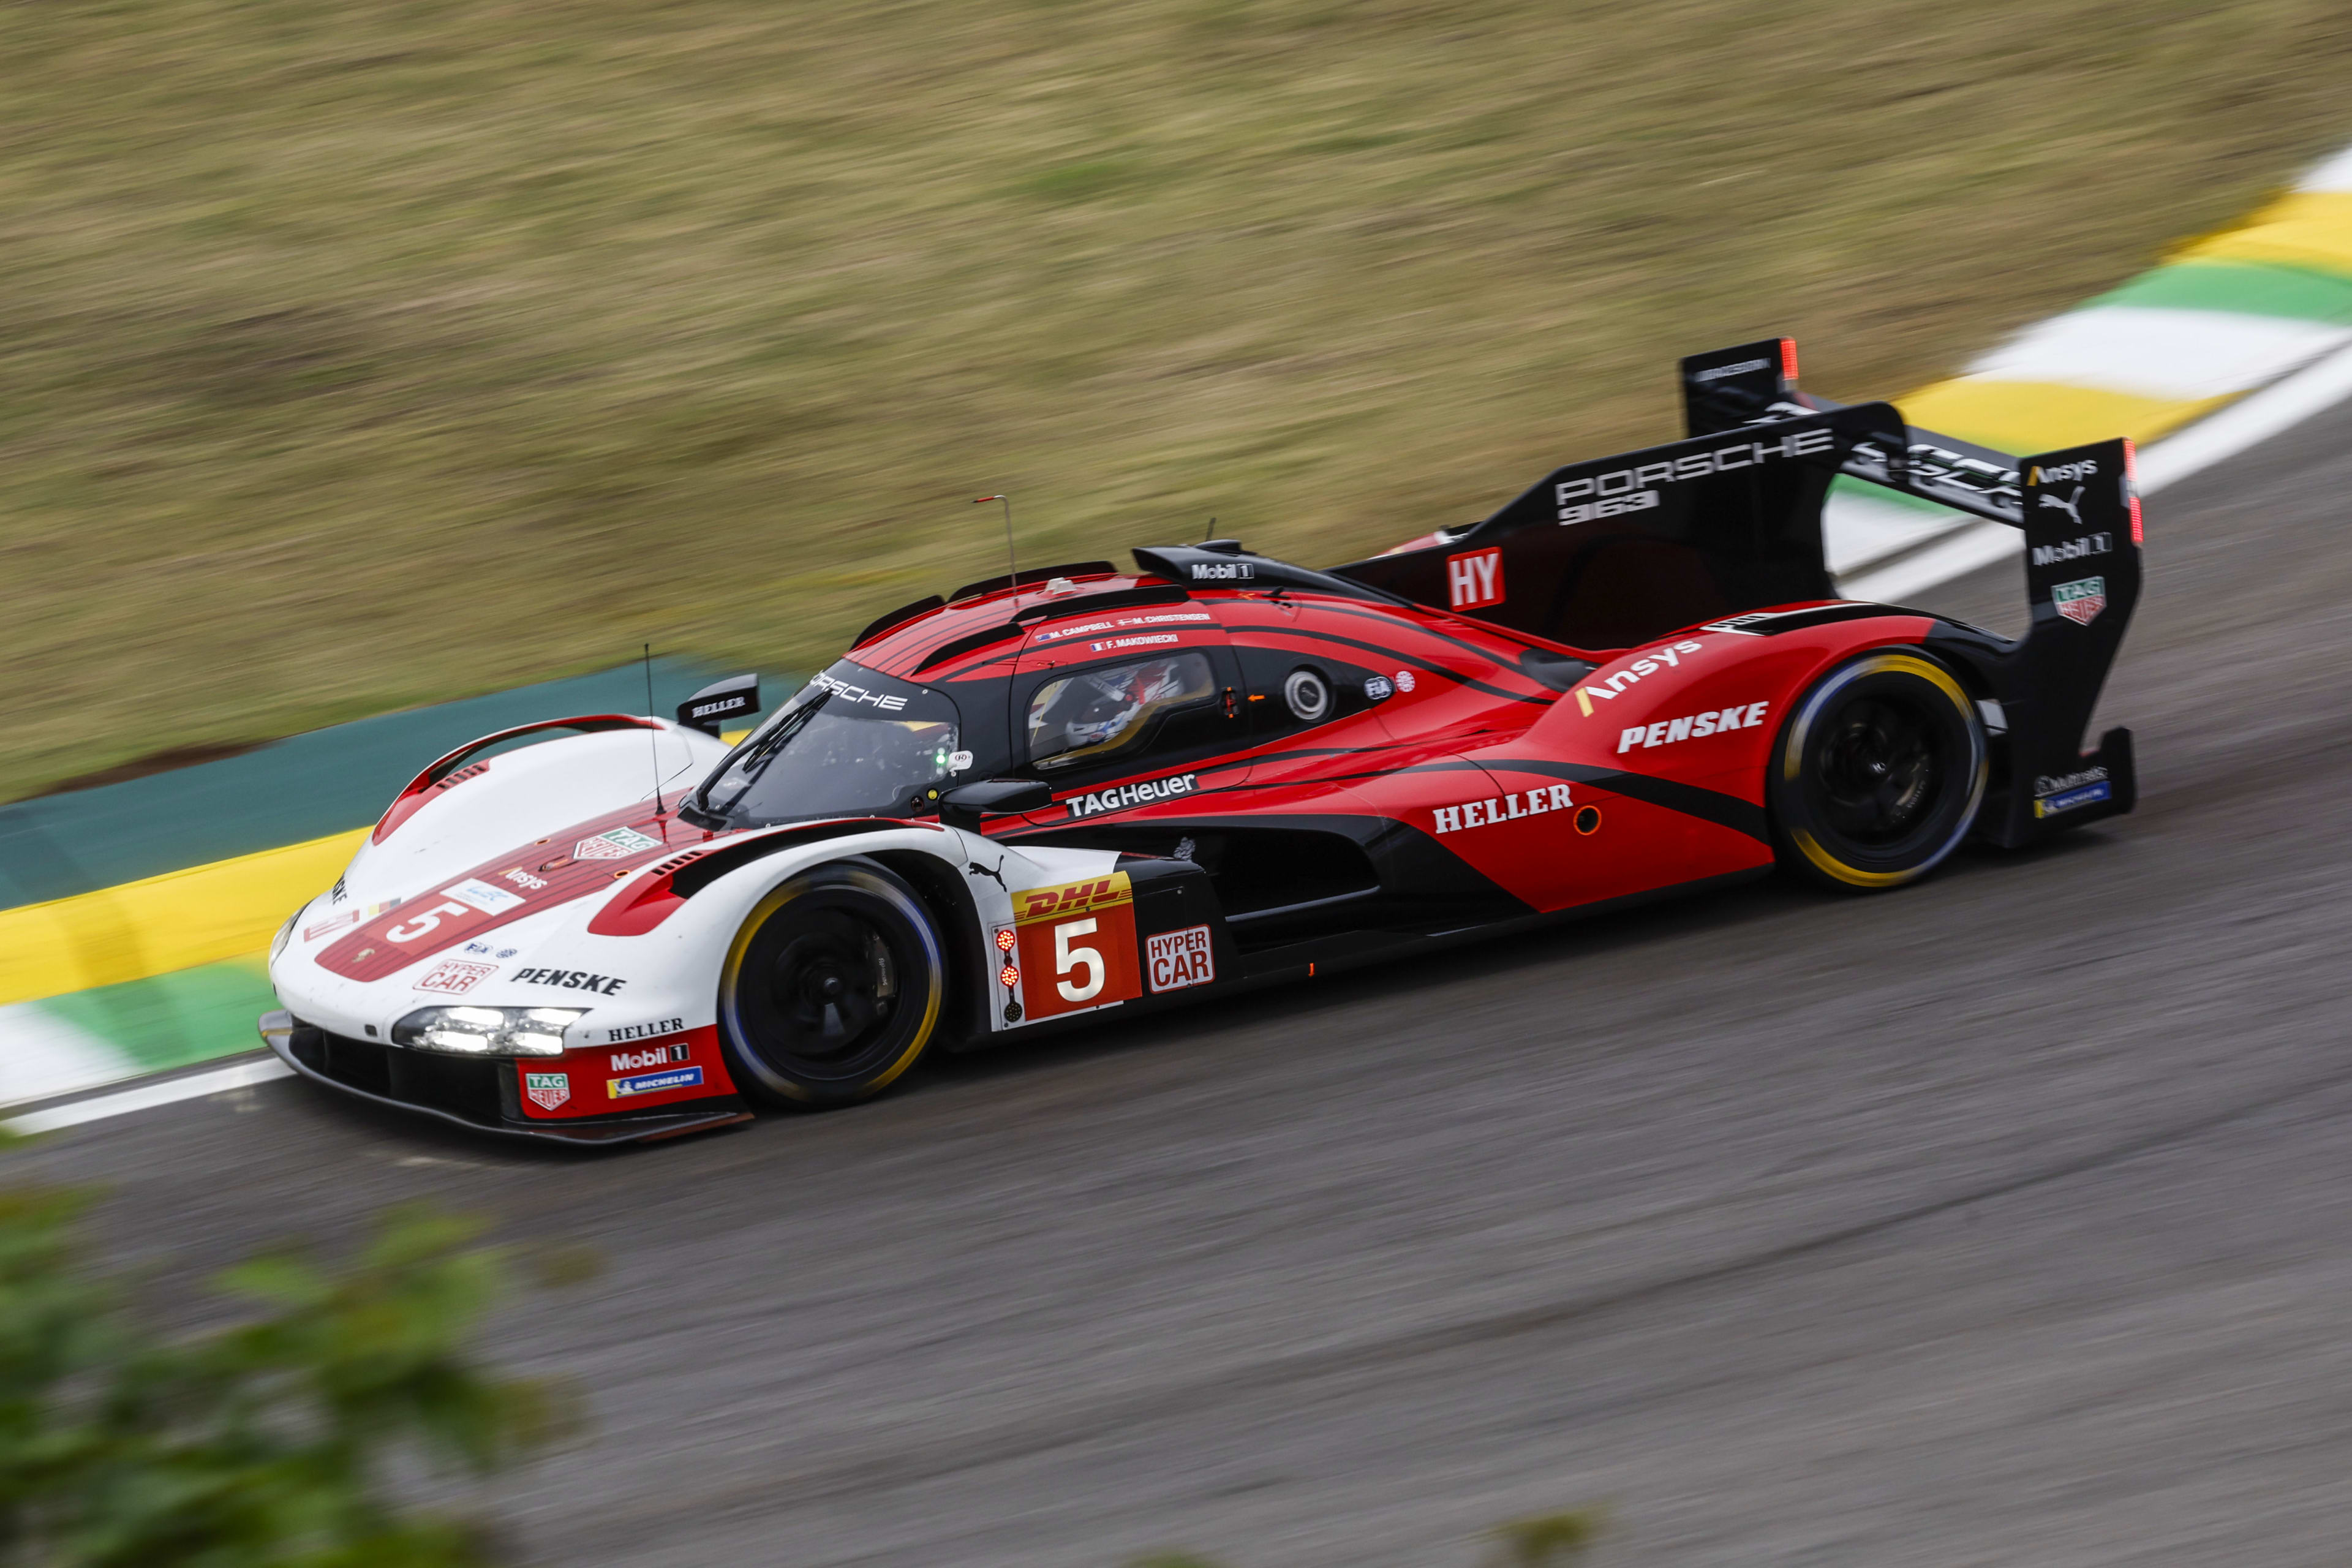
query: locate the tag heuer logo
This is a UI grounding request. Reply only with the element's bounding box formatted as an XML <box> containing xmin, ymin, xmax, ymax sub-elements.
<box><xmin>575</xmin><ymin>826</ymin><xmax>662</xmax><ymax>861</ymax></box>
<box><xmin>2051</xmin><ymin>576</ymin><xmax>2105</xmax><ymax>626</ymax></box>
<box><xmin>525</xmin><ymin>1072</ymin><xmax>570</xmax><ymax>1110</ymax></box>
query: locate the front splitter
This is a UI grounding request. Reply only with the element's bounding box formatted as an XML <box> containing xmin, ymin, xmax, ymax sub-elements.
<box><xmin>258</xmin><ymin>1011</ymin><xmax>753</xmax><ymax>1147</ymax></box>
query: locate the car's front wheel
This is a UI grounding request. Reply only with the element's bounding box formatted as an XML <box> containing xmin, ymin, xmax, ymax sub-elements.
<box><xmin>1768</xmin><ymin>650</ymin><xmax>1988</xmax><ymax>891</ymax></box>
<box><xmin>718</xmin><ymin>860</ymin><xmax>945</xmax><ymax>1108</ymax></box>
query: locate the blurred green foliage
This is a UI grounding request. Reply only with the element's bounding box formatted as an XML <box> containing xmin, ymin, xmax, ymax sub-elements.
<box><xmin>0</xmin><ymin>1192</ymin><xmax>570</xmax><ymax>1566</ymax></box>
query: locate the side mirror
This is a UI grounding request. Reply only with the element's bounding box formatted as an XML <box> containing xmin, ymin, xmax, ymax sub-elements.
<box><xmin>677</xmin><ymin>674</ymin><xmax>760</xmax><ymax>736</ymax></box>
<box><xmin>940</xmin><ymin>777</ymin><xmax>1052</xmax><ymax>831</ymax></box>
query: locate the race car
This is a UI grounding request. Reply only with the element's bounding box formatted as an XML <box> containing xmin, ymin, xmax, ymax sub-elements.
<box><xmin>260</xmin><ymin>338</ymin><xmax>2144</xmax><ymax>1144</ymax></box>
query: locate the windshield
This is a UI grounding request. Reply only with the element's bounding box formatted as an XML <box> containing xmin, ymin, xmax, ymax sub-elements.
<box><xmin>693</xmin><ymin>662</ymin><xmax>962</xmax><ymax>826</ymax></box>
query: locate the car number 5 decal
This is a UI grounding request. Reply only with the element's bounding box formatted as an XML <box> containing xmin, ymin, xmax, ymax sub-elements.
<box><xmin>385</xmin><ymin>900</ymin><xmax>471</xmax><ymax>943</ymax></box>
<box><xmin>1012</xmin><ymin>872</ymin><xmax>1140</xmax><ymax>1020</ymax></box>
<box><xmin>1054</xmin><ymin>918</ymin><xmax>1106</xmax><ymax>1001</ymax></box>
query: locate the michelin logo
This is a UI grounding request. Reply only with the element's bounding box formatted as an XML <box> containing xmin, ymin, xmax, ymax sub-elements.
<box><xmin>608</xmin><ymin>1065</ymin><xmax>703</xmax><ymax>1099</ymax></box>
<box><xmin>2034</xmin><ymin>766</ymin><xmax>2113</xmax><ymax>819</ymax></box>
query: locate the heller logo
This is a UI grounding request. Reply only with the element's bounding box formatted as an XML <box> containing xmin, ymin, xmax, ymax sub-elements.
<box><xmin>608</xmin><ymin>1016</ymin><xmax>686</xmax><ymax>1043</ymax></box>
<box><xmin>2051</xmin><ymin>576</ymin><xmax>2106</xmax><ymax>627</ymax></box>
<box><xmin>524</xmin><ymin>1072</ymin><xmax>570</xmax><ymax>1111</ymax></box>
<box><xmin>1433</xmin><ymin>783</ymin><xmax>1574</xmax><ymax>835</ymax></box>
<box><xmin>1447</xmin><ymin>547</ymin><xmax>1504</xmax><ymax>611</ymax></box>
<box><xmin>1146</xmin><ymin>925</ymin><xmax>1216</xmax><ymax>993</ymax></box>
<box><xmin>1064</xmin><ymin>773</ymin><xmax>1197</xmax><ymax>820</ymax></box>
<box><xmin>1618</xmin><ymin>701</ymin><xmax>1769</xmax><ymax>753</ymax></box>
<box><xmin>610</xmin><ymin>1042</ymin><xmax>690</xmax><ymax>1072</ymax></box>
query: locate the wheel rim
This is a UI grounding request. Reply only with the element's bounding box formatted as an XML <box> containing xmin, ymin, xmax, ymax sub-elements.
<box><xmin>1809</xmin><ymin>693</ymin><xmax>1947</xmax><ymax>848</ymax></box>
<box><xmin>1779</xmin><ymin>652</ymin><xmax>1987</xmax><ymax>887</ymax></box>
<box><xmin>723</xmin><ymin>874</ymin><xmax>938</xmax><ymax>1095</ymax></box>
<box><xmin>763</xmin><ymin>913</ymin><xmax>899</xmax><ymax>1065</ymax></box>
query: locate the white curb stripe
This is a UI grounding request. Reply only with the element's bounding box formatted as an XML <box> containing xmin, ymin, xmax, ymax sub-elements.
<box><xmin>1964</xmin><ymin>306</ymin><xmax>2352</xmax><ymax>401</ymax></box>
<box><xmin>2299</xmin><ymin>145</ymin><xmax>2352</xmax><ymax>191</ymax></box>
<box><xmin>0</xmin><ymin>1002</ymin><xmax>137</xmax><ymax>1109</ymax></box>
<box><xmin>6</xmin><ymin>1057</ymin><xmax>293</xmax><ymax>1136</ymax></box>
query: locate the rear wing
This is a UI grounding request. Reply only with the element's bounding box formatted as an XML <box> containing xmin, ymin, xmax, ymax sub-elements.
<box><xmin>1328</xmin><ymin>337</ymin><xmax>2143</xmax><ymax>844</ymax></box>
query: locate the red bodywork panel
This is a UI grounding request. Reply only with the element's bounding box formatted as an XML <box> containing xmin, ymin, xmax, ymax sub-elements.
<box><xmin>849</xmin><ymin>567</ymin><xmax>1933</xmax><ymax>919</ymax></box>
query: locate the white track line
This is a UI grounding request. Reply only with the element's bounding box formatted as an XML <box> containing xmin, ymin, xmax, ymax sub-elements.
<box><xmin>7</xmin><ymin>1057</ymin><xmax>292</xmax><ymax>1136</ymax></box>
<box><xmin>1841</xmin><ymin>336</ymin><xmax>2352</xmax><ymax>603</ymax></box>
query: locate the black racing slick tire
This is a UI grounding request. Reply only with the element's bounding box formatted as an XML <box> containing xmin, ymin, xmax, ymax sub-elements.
<box><xmin>717</xmin><ymin>860</ymin><xmax>946</xmax><ymax>1109</ymax></box>
<box><xmin>1768</xmin><ymin>650</ymin><xmax>1988</xmax><ymax>892</ymax></box>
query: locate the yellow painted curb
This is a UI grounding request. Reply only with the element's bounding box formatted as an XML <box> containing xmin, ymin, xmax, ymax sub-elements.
<box><xmin>1898</xmin><ymin>379</ymin><xmax>2224</xmax><ymax>456</ymax></box>
<box><xmin>2177</xmin><ymin>190</ymin><xmax>2352</xmax><ymax>279</ymax></box>
<box><xmin>0</xmin><ymin>829</ymin><xmax>365</xmax><ymax>1009</ymax></box>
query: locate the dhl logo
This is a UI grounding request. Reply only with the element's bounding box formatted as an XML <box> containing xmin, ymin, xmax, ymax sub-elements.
<box><xmin>1013</xmin><ymin>871</ymin><xmax>1134</xmax><ymax>925</ymax></box>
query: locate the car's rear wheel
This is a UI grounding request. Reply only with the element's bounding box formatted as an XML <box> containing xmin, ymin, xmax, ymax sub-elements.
<box><xmin>1768</xmin><ymin>650</ymin><xmax>1987</xmax><ymax>891</ymax></box>
<box><xmin>718</xmin><ymin>860</ymin><xmax>945</xmax><ymax>1108</ymax></box>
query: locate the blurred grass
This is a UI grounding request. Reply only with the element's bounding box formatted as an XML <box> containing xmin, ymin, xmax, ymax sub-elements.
<box><xmin>3</xmin><ymin>0</ymin><xmax>2348</xmax><ymax>800</ymax></box>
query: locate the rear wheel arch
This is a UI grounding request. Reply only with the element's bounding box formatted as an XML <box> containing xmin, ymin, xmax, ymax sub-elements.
<box><xmin>1765</xmin><ymin>647</ymin><xmax>1989</xmax><ymax>891</ymax></box>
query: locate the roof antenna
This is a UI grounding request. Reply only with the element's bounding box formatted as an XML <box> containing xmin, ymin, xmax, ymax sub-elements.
<box><xmin>643</xmin><ymin>642</ymin><xmax>665</xmax><ymax>820</ymax></box>
<box><xmin>1202</xmin><ymin>515</ymin><xmax>1216</xmax><ymax>543</ymax></box>
<box><xmin>974</xmin><ymin>493</ymin><xmax>1016</xmax><ymax>587</ymax></box>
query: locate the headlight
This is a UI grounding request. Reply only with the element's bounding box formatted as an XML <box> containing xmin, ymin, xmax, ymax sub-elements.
<box><xmin>271</xmin><ymin>908</ymin><xmax>302</xmax><ymax>961</ymax></box>
<box><xmin>390</xmin><ymin>1006</ymin><xmax>584</xmax><ymax>1057</ymax></box>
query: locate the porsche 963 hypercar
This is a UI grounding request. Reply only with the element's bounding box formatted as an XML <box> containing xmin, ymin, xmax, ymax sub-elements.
<box><xmin>262</xmin><ymin>339</ymin><xmax>2143</xmax><ymax>1143</ymax></box>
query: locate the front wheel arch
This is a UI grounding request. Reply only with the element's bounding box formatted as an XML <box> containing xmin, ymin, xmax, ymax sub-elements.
<box><xmin>717</xmin><ymin>858</ymin><xmax>947</xmax><ymax>1109</ymax></box>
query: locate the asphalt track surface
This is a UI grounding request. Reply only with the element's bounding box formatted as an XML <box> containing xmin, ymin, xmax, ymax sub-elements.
<box><xmin>12</xmin><ymin>402</ymin><xmax>2352</xmax><ymax>1567</ymax></box>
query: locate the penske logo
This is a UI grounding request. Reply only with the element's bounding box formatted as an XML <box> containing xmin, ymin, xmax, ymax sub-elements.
<box><xmin>1617</xmin><ymin>701</ymin><xmax>1769</xmax><ymax>753</ymax></box>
